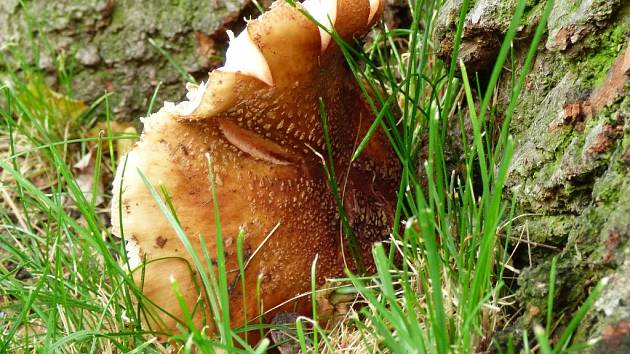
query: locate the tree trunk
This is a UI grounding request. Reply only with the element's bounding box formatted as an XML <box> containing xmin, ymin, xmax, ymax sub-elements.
<box><xmin>435</xmin><ymin>0</ymin><xmax>629</xmax><ymax>352</ymax></box>
<box><xmin>0</xmin><ymin>0</ymin><xmax>253</xmax><ymax>119</ymax></box>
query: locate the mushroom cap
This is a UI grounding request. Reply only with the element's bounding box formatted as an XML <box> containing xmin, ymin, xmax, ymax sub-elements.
<box><xmin>111</xmin><ymin>0</ymin><xmax>399</xmax><ymax>336</ymax></box>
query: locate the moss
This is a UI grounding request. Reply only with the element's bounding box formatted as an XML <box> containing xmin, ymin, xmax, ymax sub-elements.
<box><xmin>516</xmin><ymin>255</ymin><xmax>601</xmax><ymax>326</ymax></box>
<box><xmin>435</xmin><ymin>0</ymin><xmax>630</xmax><ymax>348</ymax></box>
<box><xmin>93</xmin><ymin>69</ymin><xmax>114</xmax><ymax>82</ymax></box>
<box><xmin>523</xmin><ymin>1</ymin><xmax>546</xmax><ymax>26</ymax></box>
<box><xmin>570</xmin><ymin>23</ymin><xmax>629</xmax><ymax>87</ymax></box>
<box><xmin>593</xmin><ymin>170</ymin><xmax>624</xmax><ymax>203</ymax></box>
<box><xmin>514</xmin><ymin>214</ymin><xmax>573</xmax><ymax>245</ymax></box>
<box><xmin>108</xmin><ymin>3</ymin><xmax>126</xmax><ymax>29</ymax></box>
<box><xmin>0</xmin><ymin>0</ymin><xmax>249</xmax><ymax>119</ymax></box>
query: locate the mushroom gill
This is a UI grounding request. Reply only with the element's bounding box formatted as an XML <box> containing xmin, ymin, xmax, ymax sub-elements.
<box><xmin>111</xmin><ymin>0</ymin><xmax>400</xmax><ymax>335</ymax></box>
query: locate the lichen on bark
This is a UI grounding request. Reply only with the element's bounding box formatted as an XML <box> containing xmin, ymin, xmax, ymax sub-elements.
<box><xmin>435</xmin><ymin>0</ymin><xmax>629</xmax><ymax>351</ymax></box>
<box><xmin>0</xmin><ymin>0</ymin><xmax>252</xmax><ymax>119</ymax></box>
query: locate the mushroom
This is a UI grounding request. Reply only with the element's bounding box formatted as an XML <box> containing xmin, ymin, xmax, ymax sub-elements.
<box><xmin>111</xmin><ymin>0</ymin><xmax>399</xmax><ymax>336</ymax></box>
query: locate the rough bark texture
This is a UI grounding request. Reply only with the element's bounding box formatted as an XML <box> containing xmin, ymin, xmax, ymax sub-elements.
<box><xmin>436</xmin><ymin>0</ymin><xmax>629</xmax><ymax>352</ymax></box>
<box><xmin>0</xmin><ymin>0</ymin><xmax>254</xmax><ymax>119</ymax></box>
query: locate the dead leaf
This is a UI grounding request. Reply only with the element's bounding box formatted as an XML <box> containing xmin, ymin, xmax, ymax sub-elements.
<box><xmin>89</xmin><ymin>122</ymin><xmax>138</xmax><ymax>161</ymax></box>
<box><xmin>73</xmin><ymin>150</ymin><xmax>104</xmax><ymax>206</ymax></box>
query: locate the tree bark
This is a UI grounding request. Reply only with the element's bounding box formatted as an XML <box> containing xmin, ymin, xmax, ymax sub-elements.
<box><xmin>435</xmin><ymin>0</ymin><xmax>629</xmax><ymax>352</ymax></box>
<box><xmin>0</xmin><ymin>0</ymin><xmax>252</xmax><ymax>119</ymax></box>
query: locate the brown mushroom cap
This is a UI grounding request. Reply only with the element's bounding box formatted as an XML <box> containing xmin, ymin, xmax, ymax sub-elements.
<box><xmin>111</xmin><ymin>0</ymin><xmax>399</xmax><ymax>336</ymax></box>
